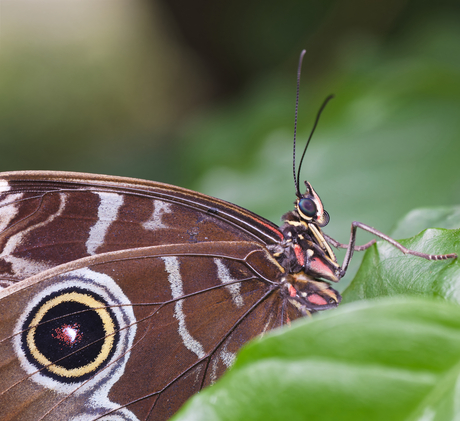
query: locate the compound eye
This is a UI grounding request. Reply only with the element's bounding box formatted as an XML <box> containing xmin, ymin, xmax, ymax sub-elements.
<box><xmin>298</xmin><ymin>198</ymin><xmax>317</xmax><ymax>218</ymax></box>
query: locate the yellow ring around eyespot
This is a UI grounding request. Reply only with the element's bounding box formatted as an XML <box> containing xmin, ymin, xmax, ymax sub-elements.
<box><xmin>26</xmin><ymin>292</ymin><xmax>116</xmax><ymax>378</ymax></box>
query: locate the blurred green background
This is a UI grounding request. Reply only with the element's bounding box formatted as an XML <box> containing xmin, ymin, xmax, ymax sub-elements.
<box><xmin>1</xmin><ymin>0</ymin><xmax>460</xmax><ymax>288</ymax></box>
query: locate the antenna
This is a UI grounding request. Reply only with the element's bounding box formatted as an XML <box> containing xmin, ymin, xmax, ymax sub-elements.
<box><xmin>292</xmin><ymin>50</ymin><xmax>306</xmax><ymax>197</ymax></box>
<box><xmin>295</xmin><ymin>94</ymin><xmax>335</xmax><ymax>195</ymax></box>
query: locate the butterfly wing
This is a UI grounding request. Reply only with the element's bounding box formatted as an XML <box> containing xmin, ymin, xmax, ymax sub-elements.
<box><xmin>0</xmin><ymin>171</ymin><xmax>341</xmax><ymax>420</ymax></box>
<box><xmin>0</xmin><ymin>171</ymin><xmax>283</xmax><ymax>286</ymax></box>
<box><xmin>0</xmin><ymin>241</ymin><xmax>298</xmax><ymax>421</ymax></box>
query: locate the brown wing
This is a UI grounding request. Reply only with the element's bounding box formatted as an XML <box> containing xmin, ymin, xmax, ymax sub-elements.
<box><xmin>0</xmin><ymin>171</ymin><xmax>283</xmax><ymax>286</ymax></box>
<box><xmin>0</xmin><ymin>241</ymin><xmax>296</xmax><ymax>421</ymax></box>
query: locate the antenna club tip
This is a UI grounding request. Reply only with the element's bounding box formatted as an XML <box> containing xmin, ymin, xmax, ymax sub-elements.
<box><xmin>297</xmin><ymin>50</ymin><xmax>307</xmax><ymax>71</ymax></box>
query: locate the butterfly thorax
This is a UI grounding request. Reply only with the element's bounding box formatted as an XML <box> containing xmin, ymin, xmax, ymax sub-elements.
<box><xmin>266</xmin><ymin>181</ymin><xmax>343</xmax><ymax>315</ymax></box>
<box><xmin>269</xmin><ymin>181</ymin><xmax>341</xmax><ymax>284</ymax></box>
<box><xmin>275</xmin><ymin>210</ymin><xmax>341</xmax><ymax>282</ymax></box>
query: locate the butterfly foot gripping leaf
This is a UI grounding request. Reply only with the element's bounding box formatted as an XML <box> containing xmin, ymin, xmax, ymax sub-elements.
<box><xmin>0</xmin><ymin>50</ymin><xmax>455</xmax><ymax>420</ymax></box>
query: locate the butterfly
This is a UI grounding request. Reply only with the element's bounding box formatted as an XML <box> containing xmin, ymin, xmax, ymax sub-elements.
<box><xmin>0</xmin><ymin>51</ymin><xmax>456</xmax><ymax>420</ymax></box>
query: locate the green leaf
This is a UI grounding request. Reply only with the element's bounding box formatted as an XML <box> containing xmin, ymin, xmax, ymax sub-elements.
<box><xmin>342</xmin><ymin>227</ymin><xmax>460</xmax><ymax>304</ymax></box>
<box><xmin>172</xmin><ymin>298</ymin><xmax>460</xmax><ymax>421</ymax></box>
<box><xmin>390</xmin><ymin>206</ymin><xmax>460</xmax><ymax>239</ymax></box>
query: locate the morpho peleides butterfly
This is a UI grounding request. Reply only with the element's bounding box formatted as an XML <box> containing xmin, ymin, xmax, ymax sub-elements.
<box><xmin>0</xmin><ymin>51</ymin><xmax>456</xmax><ymax>421</ymax></box>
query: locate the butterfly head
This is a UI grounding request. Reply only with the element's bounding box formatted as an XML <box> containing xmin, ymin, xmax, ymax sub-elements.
<box><xmin>296</xmin><ymin>181</ymin><xmax>330</xmax><ymax>228</ymax></box>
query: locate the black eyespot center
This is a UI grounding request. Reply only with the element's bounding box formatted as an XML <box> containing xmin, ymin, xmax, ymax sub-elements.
<box><xmin>21</xmin><ymin>287</ymin><xmax>119</xmax><ymax>383</ymax></box>
<box><xmin>298</xmin><ymin>198</ymin><xmax>317</xmax><ymax>218</ymax></box>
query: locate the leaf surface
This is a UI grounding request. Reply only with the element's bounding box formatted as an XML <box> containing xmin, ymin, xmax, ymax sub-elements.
<box><xmin>173</xmin><ymin>298</ymin><xmax>460</xmax><ymax>421</ymax></box>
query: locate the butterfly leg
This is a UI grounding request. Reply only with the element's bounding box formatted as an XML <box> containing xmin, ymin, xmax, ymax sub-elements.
<box><xmin>339</xmin><ymin>221</ymin><xmax>457</xmax><ymax>277</ymax></box>
<box><xmin>324</xmin><ymin>234</ymin><xmax>376</xmax><ymax>251</ymax></box>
